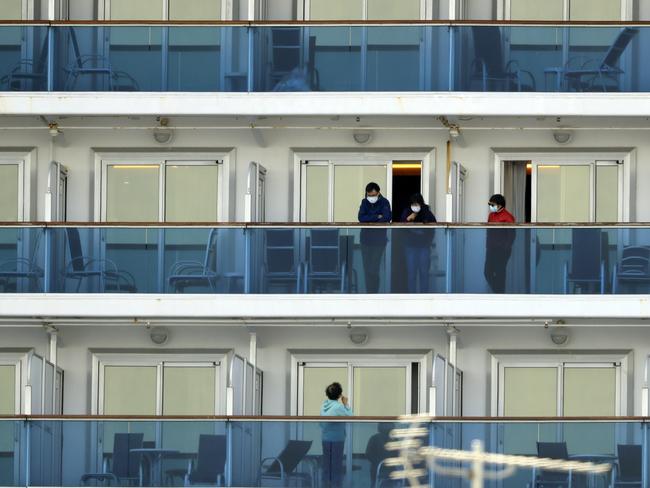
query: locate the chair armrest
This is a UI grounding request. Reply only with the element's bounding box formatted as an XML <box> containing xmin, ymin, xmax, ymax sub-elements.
<box><xmin>260</xmin><ymin>457</ymin><xmax>285</xmax><ymax>479</ymax></box>
<box><xmin>168</xmin><ymin>260</ymin><xmax>205</xmax><ymax>276</ymax></box>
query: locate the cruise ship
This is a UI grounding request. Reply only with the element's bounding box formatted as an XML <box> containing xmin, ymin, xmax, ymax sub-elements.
<box><xmin>1</xmin><ymin>0</ymin><xmax>649</xmax><ymax>486</ymax></box>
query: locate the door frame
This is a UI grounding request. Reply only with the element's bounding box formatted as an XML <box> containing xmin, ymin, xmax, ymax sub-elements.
<box><xmin>94</xmin><ymin>150</ymin><xmax>233</xmax><ymax>222</ymax></box>
<box><xmin>91</xmin><ymin>351</ymin><xmax>227</xmax><ymax>415</ymax></box>
<box><xmin>490</xmin><ymin>351</ymin><xmax>630</xmax><ymax>417</ymax></box>
<box><xmin>292</xmin><ymin>149</ymin><xmax>435</xmax><ymax>222</ymax></box>
<box><xmin>492</xmin><ymin>150</ymin><xmax>633</xmax><ymax>222</ymax></box>
<box><xmin>290</xmin><ymin>351</ymin><xmax>429</xmax><ymax>415</ymax></box>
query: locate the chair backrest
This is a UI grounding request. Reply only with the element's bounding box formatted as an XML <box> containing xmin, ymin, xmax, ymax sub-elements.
<box><xmin>65</xmin><ymin>227</ymin><xmax>85</xmax><ymax>272</ymax></box>
<box><xmin>601</xmin><ymin>27</ymin><xmax>638</xmax><ymax>70</ymax></box>
<box><xmin>67</xmin><ymin>26</ymin><xmax>84</xmax><ymax>68</ymax></box>
<box><xmin>265</xmin><ymin>229</ymin><xmax>296</xmax><ymax>274</ymax></box>
<box><xmin>537</xmin><ymin>442</ymin><xmax>569</xmax><ymax>482</ymax></box>
<box><xmin>194</xmin><ymin>435</ymin><xmax>227</xmax><ymax>482</ymax></box>
<box><xmin>203</xmin><ymin>228</ymin><xmax>219</xmax><ymax>273</ymax></box>
<box><xmin>268</xmin><ymin>440</ymin><xmax>312</xmax><ymax>475</ymax></box>
<box><xmin>308</xmin><ymin>229</ymin><xmax>341</xmax><ymax>275</ymax></box>
<box><xmin>619</xmin><ymin>246</ymin><xmax>650</xmax><ymax>277</ymax></box>
<box><xmin>537</xmin><ymin>441</ymin><xmax>569</xmax><ymax>459</ymax></box>
<box><xmin>471</xmin><ymin>26</ymin><xmax>505</xmax><ymax>75</ymax></box>
<box><xmin>112</xmin><ymin>433</ymin><xmax>144</xmax><ymax>479</ymax></box>
<box><xmin>617</xmin><ymin>444</ymin><xmax>642</xmax><ymax>482</ymax></box>
<box><xmin>570</xmin><ymin>228</ymin><xmax>604</xmax><ymax>280</ymax></box>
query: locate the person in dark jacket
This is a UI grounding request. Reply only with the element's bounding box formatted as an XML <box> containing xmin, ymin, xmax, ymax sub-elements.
<box><xmin>401</xmin><ymin>193</ymin><xmax>436</xmax><ymax>293</ymax></box>
<box><xmin>365</xmin><ymin>423</ymin><xmax>394</xmax><ymax>487</ymax></box>
<box><xmin>358</xmin><ymin>182</ymin><xmax>392</xmax><ymax>293</ymax></box>
<box><xmin>484</xmin><ymin>193</ymin><xmax>516</xmax><ymax>293</ymax></box>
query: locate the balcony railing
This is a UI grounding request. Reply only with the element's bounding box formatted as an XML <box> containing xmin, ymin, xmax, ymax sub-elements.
<box><xmin>0</xmin><ymin>224</ymin><xmax>649</xmax><ymax>294</ymax></box>
<box><xmin>0</xmin><ymin>416</ymin><xmax>648</xmax><ymax>487</ymax></box>
<box><xmin>0</xmin><ymin>23</ymin><xmax>648</xmax><ymax>92</ymax></box>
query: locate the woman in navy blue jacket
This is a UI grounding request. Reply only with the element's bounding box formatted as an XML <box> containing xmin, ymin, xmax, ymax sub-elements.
<box><xmin>400</xmin><ymin>193</ymin><xmax>436</xmax><ymax>293</ymax></box>
<box><xmin>358</xmin><ymin>182</ymin><xmax>392</xmax><ymax>293</ymax></box>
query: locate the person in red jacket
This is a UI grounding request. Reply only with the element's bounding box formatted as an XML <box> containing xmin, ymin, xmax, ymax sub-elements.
<box><xmin>484</xmin><ymin>194</ymin><xmax>516</xmax><ymax>293</ymax></box>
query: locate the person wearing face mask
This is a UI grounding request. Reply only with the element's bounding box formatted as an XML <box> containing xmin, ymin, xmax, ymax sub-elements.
<box><xmin>358</xmin><ymin>182</ymin><xmax>392</xmax><ymax>293</ymax></box>
<box><xmin>400</xmin><ymin>193</ymin><xmax>436</xmax><ymax>293</ymax></box>
<box><xmin>484</xmin><ymin>194</ymin><xmax>516</xmax><ymax>293</ymax></box>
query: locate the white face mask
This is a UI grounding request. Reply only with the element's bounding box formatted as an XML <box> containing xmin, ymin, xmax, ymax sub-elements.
<box><xmin>367</xmin><ymin>195</ymin><xmax>379</xmax><ymax>204</ymax></box>
<box><xmin>489</xmin><ymin>204</ymin><xmax>499</xmax><ymax>213</ymax></box>
<box><xmin>411</xmin><ymin>205</ymin><xmax>421</xmax><ymax>213</ymax></box>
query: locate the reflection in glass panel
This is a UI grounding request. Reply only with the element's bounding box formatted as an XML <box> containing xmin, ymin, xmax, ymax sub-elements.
<box><xmin>0</xmin><ymin>0</ymin><xmax>21</xmax><ymax>20</ymax></box>
<box><xmin>302</xmin><ymin>367</ymin><xmax>348</xmax><ymax>415</ymax></box>
<box><xmin>596</xmin><ymin>165</ymin><xmax>619</xmax><ymax>222</ymax></box>
<box><xmin>570</xmin><ymin>0</ymin><xmax>621</xmax><ymax>20</ymax></box>
<box><xmin>537</xmin><ymin>165</ymin><xmax>590</xmax><ymax>222</ymax></box>
<box><xmin>162</xmin><ymin>366</ymin><xmax>217</xmax><ymax>453</ymax></box>
<box><xmin>510</xmin><ymin>0</ymin><xmax>563</xmax><ymax>20</ymax></box>
<box><xmin>367</xmin><ymin>0</ymin><xmax>419</xmax><ymax>20</ymax></box>
<box><xmin>103</xmin><ymin>366</ymin><xmax>157</xmax><ymax>414</ymax></box>
<box><xmin>503</xmin><ymin>367</ymin><xmax>557</xmax><ymax>416</ymax></box>
<box><xmin>310</xmin><ymin>0</ymin><xmax>362</xmax><ymax>20</ymax></box>
<box><xmin>353</xmin><ymin>367</ymin><xmax>405</xmax><ymax>416</ymax></box>
<box><xmin>169</xmin><ymin>0</ymin><xmax>222</xmax><ymax>20</ymax></box>
<box><xmin>334</xmin><ymin>165</ymin><xmax>387</xmax><ymax>222</ymax></box>
<box><xmin>305</xmin><ymin>165</ymin><xmax>329</xmax><ymax>222</ymax></box>
<box><xmin>106</xmin><ymin>165</ymin><xmax>160</xmax><ymax>222</ymax></box>
<box><xmin>163</xmin><ymin>366</ymin><xmax>216</xmax><ymax>414</ymax></box>
<box><xmin>564</xmin><ymin>367</ymin><xmax>616</xmax><ymax>416</ymax></box>
<box><xmin>110</xmin><ymin>0</ymin><xmax>163</xmax><ymax>20</ymax></box>
<box><xmin>0</xmin><ymin>365</ymin><xmax>15</xmax><ymax>414</ymax></box>
<box><xmin>0</xmin><ymin>165</ymin><xmax>19</xmax><ymax>221</ymax></box>
<box><xmin>165</xmin><ymin>165</ymin><xmax>219</xmax><ymax>222</ymax></box>
<box><xmin>564</xmin><ymin>367</ymin><xmax>617</xmax><ymax>455</ymax></box>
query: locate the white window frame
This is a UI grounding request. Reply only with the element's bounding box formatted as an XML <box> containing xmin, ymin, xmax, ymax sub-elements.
<box><xmin>290</xmin><ymin>352</ymin><xmax>429</xmax><ymax>415</ymax></box>
<box><xmin>490</xmin><ymin>352</ymin><xmax>629</xmax><ymax>417</ymax></box>
<box><xmin>299</xmin><ymin>0</ymin><xmax>433</xmax><ymax>20</ymax></box>
<box><xmin>94</xmin><ymin>151</ymin><xmax>232</xmax><ymax>222</ymax></box>
<box><xmin>493</xmin><ymin>150</ymin><xmax>633</xmax><ymax>223</ymax></box>
<box><xmin>499</xmin><ymin>0</ymin><xmax>632</xmax><ymax>20</ymax></box>
<box><xmin>0</xmin><ymin>151</ymin><xmax>34</xmax><ymax>222</ymax></box>
<box><xmin>98</xmin><ymin>0</ymin><xmax>233</xmax><ymax>20</ymax></box>
<box><xmin>293</xmin><ymin>150</ymin><xmax>435</xmax><ymax>222</ymax></box>
<box><xmin>91</xmin><ymin>352</ymin><xmax>227</xmax><ymax>415</ymax></box>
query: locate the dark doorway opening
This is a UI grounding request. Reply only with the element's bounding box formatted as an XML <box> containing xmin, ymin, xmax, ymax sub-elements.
<box><xmin>391</xmin><ymin>162</ymin><xmax>422</xmax><ymax>292</ymax></box>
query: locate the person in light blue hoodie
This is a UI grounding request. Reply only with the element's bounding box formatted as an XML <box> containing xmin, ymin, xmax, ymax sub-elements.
<box><xmin>320</xmin><ymin>382</ymin><xmax>352</xmax><ymax>488</ymax></box>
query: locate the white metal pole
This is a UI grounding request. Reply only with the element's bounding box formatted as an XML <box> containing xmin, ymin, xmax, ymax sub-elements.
<box><xmin>470</xmin><ymin>440</ymin><xmax>484</xmax><ymax>488</ymax></box>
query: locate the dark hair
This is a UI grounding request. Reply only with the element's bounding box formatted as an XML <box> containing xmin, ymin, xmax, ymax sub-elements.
<box><xmin>365</xmin><ymin>182</ymin><xmax>381</xmax><ymax>193</ymax></box>
<box><xmin>325</xmin><ymin>382</ymin><xmax>343</xmax><ymax>400</ymax></box>
<box><xmin>409</xmin><ymin>193</ymin><xmax>425</xmax><ymax>206</ymax></box>
<box><xmin>489</xmin><ymin>194</ymin><xmax>506</xmax><ymax>208</ymax></box>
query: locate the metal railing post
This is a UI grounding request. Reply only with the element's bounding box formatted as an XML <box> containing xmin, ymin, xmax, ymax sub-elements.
<box><xmin>47</xmin><ymin>26</ymin><xmax>54</xmax><ymax>91</ymax></box>
<box><xmin>43</xmin><ymin>227</ymin><xmax>51</xmax><ymax>293</ymax></box>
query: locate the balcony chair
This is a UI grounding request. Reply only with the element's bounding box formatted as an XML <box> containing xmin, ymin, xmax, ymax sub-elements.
<box><xmin>613</xmin><ymin>444</ymin><xmax>642</xmax><ymax>487</ymax></box>
<box><xmin>80</xmin><ymin>433</ymin><xmax>144</xmax><ymax>486</ymax></box>
<box><xmin>261</xmin><ymin>229</ymin><xmax>304</xmax><ymax>293</ymax></box>
<box><xmin>269</xmin><ymin>28</ymin><xmax>319</xmax><ymax>91</ymax></box>
<box><xmin>530</xmin><ymin>442</ymin><xmax>572</xmax><ymax>488</ymax></box>
<box><xmin>547</xmin><ymin>27</ymin><xmax>638</xmax><ymax>92</ymax></box>
<box><xmin>304</xmin><ymin>229</ymin><xmax>355</xmax><ymax>293</ymax></box>
<box><xmin>258</xmin><ymin>440</ymin><xmax>314</xmax><ymax>487</ymax></box>
<box><xmin>167</xmin><ymin>228</ymin><xmax>243</xmax><ymax>293</ymax></box>
<box><xmin>470</xmin><ymin>26</ymin><xmax>536</xmax><ymax>92</ymax></box>
<box><xmin>612</xmin><ymin>246</ymin><xmax>650</xmax><ymax>293</ymax></box>
<box><xmin>64</xmin><ymin>27</ymin><xmax>139</xmax><ymax>91</ymax></box>
<box><xmin>563</xmin><ymin>228</ymin><xmax>609</xmax><ymax>294</ymax></box>
<box><xmin>62</xmin><ymin>227</ymin><xmax>137</xmax><ymax>293</ymax></box>
<box><xmin>0</xmin><ymin>229</ymin><xmax>44</xmax><ymax>292</ymax></box>
<box><xmin>0</xmin><ymin>29</ymin><xmax>49</xmax><ymax>91</ymax></box>
<box><xmin>165</xmin><ymin>435</ymin><xmax>227</xmax><ymax>487</ymax></box>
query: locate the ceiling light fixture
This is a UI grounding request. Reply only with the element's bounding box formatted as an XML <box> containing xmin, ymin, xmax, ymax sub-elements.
<box><xmin>153</xmin><ymin>117</ymin><xmax>174</xmax><ymax>144</ymax></box>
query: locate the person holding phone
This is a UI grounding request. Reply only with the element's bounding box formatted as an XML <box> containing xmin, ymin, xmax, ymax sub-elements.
<box><xmin>320</xmin><ymin>382</ymin><xmax>352</xmax><ymax>488</ymax></box>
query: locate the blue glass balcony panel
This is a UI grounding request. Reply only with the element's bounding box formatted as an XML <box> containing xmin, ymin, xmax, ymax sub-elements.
<box><xmin>0</xmin><ymin>418</ymin><xmax>646</xmax><ymax>487</ymax></box>
<box><xmin>1</xmin><ymin>24</ymin><xmax>647</xmax><ymax>92</ymax></box>
<box><xmin>0</xmin><ymin>225</ymin><xmax>648</xmax><ymax>295</ymax></box>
